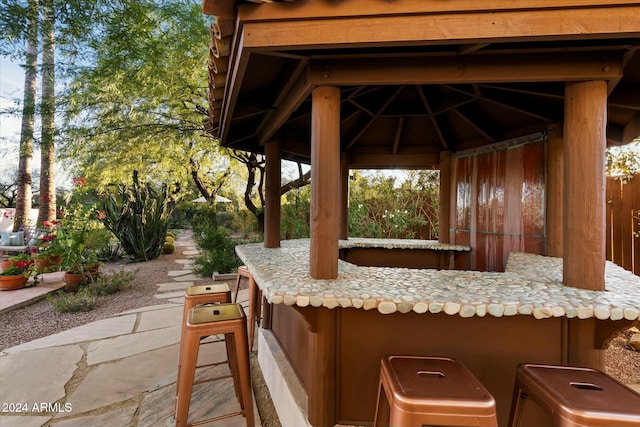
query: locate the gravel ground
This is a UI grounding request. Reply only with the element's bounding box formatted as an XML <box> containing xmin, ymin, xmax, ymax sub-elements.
<box><xmin>0</xmin><ymin>241</ymin><xmax>638</xmax><ymax>424</ymax></box>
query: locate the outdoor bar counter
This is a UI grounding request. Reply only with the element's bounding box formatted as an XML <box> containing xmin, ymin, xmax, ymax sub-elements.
<box><xmin>236</xmin><ymin>239</ymin><xmax>640</xmax><ymax>426</ymax></box>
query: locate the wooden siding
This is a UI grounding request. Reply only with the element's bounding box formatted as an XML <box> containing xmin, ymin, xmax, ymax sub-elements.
<box><xmin>607</xmin><ymin>175</ymin><xmax>640</xmax><ymax>275</ymax></box>
<box><xmin>453</xmin><ymin>141</ymin><xmax>546</xmax><ymax>271</ymax></box>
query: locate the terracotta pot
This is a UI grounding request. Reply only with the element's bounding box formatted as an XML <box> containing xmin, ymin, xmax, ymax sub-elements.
<box><xmin>1</xmin><ymin>260</ymin><xmax>20</xmax><ymax>272</ymax></box>
<box><xmin>0</xmin><ymin>274</ymin><xmax>28</xmax><ymax>291</ymax></box>
<box><xmin>64</xmin><ymin>272</ymin><xmax>85</xmax><ymax>292</ymax></box>
<box><xmin>33</xmin><ymin>255</ymin><xmax>63</xmax><ymax>272</ymax></box>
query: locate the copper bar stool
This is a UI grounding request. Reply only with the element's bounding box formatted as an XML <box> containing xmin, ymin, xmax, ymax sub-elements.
<box><xmin>233</xmin><ymin>265</ymin><xmax>262</xmax><ymax>350</ymax></box>
<box><xmin>374</xmin><ymin>356</ymin><xmax>498</xmax><ymax>427</ymax></box>
<box><xmin>509</xmin><ymin>363</ymin><xmax>640</xmax><ymax>427</ymax></box>
<box><xmin>176</xmin><ymin>284</ymin><xmax>232</xmax><ymax>403</ymax></box>
<box><xmin>175</xmin><ymin>303</ymin><xmax>254</xmax><ymax>427</ymax></box>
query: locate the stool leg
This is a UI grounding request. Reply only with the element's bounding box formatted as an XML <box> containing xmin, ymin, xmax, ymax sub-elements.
<box><xmin>508</xmin><ymin>384</ymin><xmax>526</xmax><ymax>427</ymax></box>
<box><xmin>233</xmin><ymin>270</ymin><xmax>242</xmax><ymax>303</ymax></box>
<box><xmin>373</xmin><ymin>381</ymin><xmax>390</xmax><ymax>427</ymax></box>
<box><xmin>248</xmin><ymin>278</ymin><xmax>258</xmax><ymax>350</ymax></box>
<box><xmin>234</xmin><ymin>323</ymin><xmax>254</xmax><ymax>427</ymax></box>
<box><xmin>175</xmin><ymin>299</ymin><xmax>195</xmax><ymax>403</ymax></box>
<box><xmin>226</xmin><ymin>332</ymin><xmax>244</xmax><ymax>411</ymax></box>
<box><xmin>175</xmin><ymin>330</ymin><xmax>200</xmax><ymax>427</ymax></box>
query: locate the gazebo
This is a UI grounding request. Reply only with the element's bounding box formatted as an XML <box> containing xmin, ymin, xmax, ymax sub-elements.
<box><xmin>200</xmin><ymin>1</ymin><xmax>640</xmax><ymax>426</ymax></box>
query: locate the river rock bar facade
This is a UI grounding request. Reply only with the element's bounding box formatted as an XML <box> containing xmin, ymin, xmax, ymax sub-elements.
<box><xmin>201</xmin><ymin>1</ymin><xmax>640</xmax><ymax>426</ymax></box>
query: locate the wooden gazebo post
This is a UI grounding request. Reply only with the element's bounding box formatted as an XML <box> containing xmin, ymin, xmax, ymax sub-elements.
<box><xmin>563</xmin><ymin>80</ymin><xmax>607</xmax><ymax>370</ymax></box>
<box><xmin>340</xmin><ymin>153</ymin><xmax>349</xmax><ymax>240</ymax></box>
<box><xmin>546</xmin><ymin>124</ymin><xmax>563</xmax><ymax>258</ymax></box>
<box><xmin>439</xmin><ymin>151</ymin><xmax>452</xmax><ymax>244</ymax></box>
<box><xmin>563</xmin><ymin>80</ymin><xmax>606</xmax><ymax>291</ymax></box>
<box><xmin>310</xmin><ymin>86</ymin><xmax>341</xmax><ymax>279</ymax></box>
<box><xmin>264</xmin><ymin>140</ymin><xmax>281</xmax><ymax>248</ymax></box>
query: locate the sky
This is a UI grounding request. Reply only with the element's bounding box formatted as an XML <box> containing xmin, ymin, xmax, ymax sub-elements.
<box><xmin>0</xmin><ymin>58</ymin><xmax>24</xmax><ymax>159</ymax></box>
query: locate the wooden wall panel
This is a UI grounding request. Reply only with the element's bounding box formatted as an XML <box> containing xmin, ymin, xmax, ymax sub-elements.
<box><xmin>452</xmin><ymin>140</ymin><xmax>546</xmax><ymax>271</ymax></box>
<box><xmin>606</xmin><ymin>176</ymin><xmax>640</xmax><ymax>275</ymax></box>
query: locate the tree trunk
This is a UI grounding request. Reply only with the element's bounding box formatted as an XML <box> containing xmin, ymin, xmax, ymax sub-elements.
<box><xmin>38</xmin><ymin>0</ymin><xmax>56</xmax><ymax>224</ymax></box>
<box><xmin>14</xmin><ymin>0</ymin><xmax>39</xmax><ymax>231</ymax></box>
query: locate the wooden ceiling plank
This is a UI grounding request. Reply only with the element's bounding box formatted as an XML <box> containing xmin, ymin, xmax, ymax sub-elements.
<box><xmin>416</xmin><ymin>86</ymin><xmax>449</xmax><ymax>150</ymax></box>
<box><xmin>345</xmin><ymin>86</ymin><xmax>405</xmax><ymax>150</ymax></box>
<box><xmin>622</xmin><ymin>112</ymin><xmax>640</xmax><ymax>144</ymax></box>
<box><xmin>391</xmin><ymin>117</ymin><xmax>404</xmax><ymax>154</ymax></box>
<box><xmin>241</xmin><ymin>6</ymin><xmax>640</xmax><ymax>50</ymax></box>
<box><xmin>453</xmin><ymin>110</ymin><xmax>496</xmax><ymax>142</ymax></box>
<box><xmin>478</xmin><ymin>84</ymin><xmax>565</xmax><ymax>100</ymax></box>
<box><xmin>443</xmin><ymin>84</ymin><xmax>556</xmax><ymax>121</ymax></box>
<box><xmin>307</xmin><ymin>52</ymin><xmax>624</xmax><ymax>86</ymax></box>
<box><xmin>347</xmin><ymin>99</ymin><xmax>374</xmax><ymax>117</ymax></box>
<box><xmin>609</xmin><ymin>83</ymin><xmax>640</xmax><ymax>111</ymax></box>
<box><xmin>459</xmin><ymin>43</ymin><xmax>491</xmax><ymax>55</ymax></box>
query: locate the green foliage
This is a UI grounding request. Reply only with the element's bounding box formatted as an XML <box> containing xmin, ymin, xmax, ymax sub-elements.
<box><xmin>57</xmin><ymin>202</ymin><xmax>111</xmax><ymax>272</ymax></box>
<box><xmin>59</xmin><ymin>0</ymin><xmax>232</xmax><ymax>199</ymax></box>
<box><xmin>48</xmin><ymin>288</ymin><xmax>97</xmax><ymax>312</ymax></box>
<box><xmin>163</xmin><ymin>242</ymin><xmax>175</xmax><ymax>254</ymax></box>
<box><xmin>96</xmin><ymin>242</ymin><xmax>125</xmax><ymax>262</ymax></box>
<box><xmin>281</xmin><ymin>186</ymin><xmax>311</xmax><ymax>239</ymax></box>
<box><xmin>192</xmin><ymin>211</ymin><xmax>242</xmax><ymax>276</ymax></box>
<box><xmin>607</xmin><ymin>138</ymin><xmax>640</xmax><ymax>181</ymax></box>
<box><xmin>348</xmin><ymin>171</ymin><xmax>439</xmax><ymax>239</ymax></box>
<box><xmin>90</xmin><ymin>268</ymin><xmax>136</xmax><ymax>296</ymax></box>
<box><xmin>102</xmin><ymin>171</ymin><xmax>175</xmax><ymax>261</ymax></box>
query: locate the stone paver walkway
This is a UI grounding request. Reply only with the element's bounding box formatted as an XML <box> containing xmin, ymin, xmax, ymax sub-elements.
<box><xmin>0</xmin><ymin>230</ymin><xmax>260</xmax><ymax>427</ymax></box>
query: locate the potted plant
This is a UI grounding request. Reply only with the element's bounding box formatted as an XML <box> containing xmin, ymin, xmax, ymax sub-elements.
<box><xmin>0</xmin><ymin>257</ymin><xmax>38</xmax><ymax>290</ymax></box>
<box><xmin>30</xmin><ymin>220</ymin><xmax>65</xmax><ymax>272</ymax></box>
<box><xmin>1</xmin><ymin>253</ymin><xmax>31</xmax><ymax>271</ymax></box>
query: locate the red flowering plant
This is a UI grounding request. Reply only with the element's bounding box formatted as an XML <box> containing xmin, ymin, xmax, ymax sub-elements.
<box><xmin>30</xmin><ymin>220</ymin><xmax>65</xmax><ymax>258</ymax></box>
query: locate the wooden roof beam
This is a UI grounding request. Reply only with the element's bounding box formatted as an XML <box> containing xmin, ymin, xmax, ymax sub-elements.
<box><xmin>257</xmin><ymin>67</ymin><xmax>313</xmax><ymax>145</ymax></box>
<box><xmin>307</xmin><ymin>53</ymin><xmax>624</xmax><ymax>86</ymax></box>
<box><xmin>349</xmin><ymin>153</ymin><xmax>439</xmax><ymax>169</ymax></box>
<box><xmin>241</xmin><ymin>4</ymin><xmax>640</xmax><ymax>50</ymax></box>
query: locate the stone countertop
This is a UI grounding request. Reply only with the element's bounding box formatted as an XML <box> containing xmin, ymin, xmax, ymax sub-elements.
<box><xmin>235</xmin><ymin>239</ymin><xmax>640</xmax><ymax>320</ymax></box>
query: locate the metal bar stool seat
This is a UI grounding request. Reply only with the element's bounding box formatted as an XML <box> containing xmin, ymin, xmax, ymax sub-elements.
<box><xmin>233</xmin><ymin>266</ymin><xmax>262</xmax><ymax>350</ymax></box>
<box><xmin>509</xmin><ymin>363</ymin><xmax>640</xmax><ymax>427</ymax></box>
<box><xmin>175</xmin><ymin>303</ymin><xmax>254</xmax><ymax>427</ymax></box>
<box><xmin>374</xmin><ymin>355</ymin><xmax>498</xmax><ymax>427</ymax></box>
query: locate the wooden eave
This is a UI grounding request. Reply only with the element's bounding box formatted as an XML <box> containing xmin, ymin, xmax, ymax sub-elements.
<box><xmin>203</xmin><ymin>0</ymin><xmax>640</xmax><ymax>166</ymax></box>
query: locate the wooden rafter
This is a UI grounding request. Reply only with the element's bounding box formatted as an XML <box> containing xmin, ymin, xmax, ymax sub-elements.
<box><xmin>391</xmin><ymin>117</ymin><xmax>404</xmax><ymax>154</ymax></box>
<box><xmin>416</xmin><ymin>86</ymin><xmax>448</xmax><ymax>150</ymax></box>
<box><xmin>345</xmin><ymin>86</ymin><xmax>405</xmax><ymax>150</ymax></box>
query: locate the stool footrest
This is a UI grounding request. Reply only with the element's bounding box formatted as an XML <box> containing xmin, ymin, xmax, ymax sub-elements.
<box><xmin>188</xmin><ymin>411</ymin><xmax>244</xmax><ymax>427</ymax></box>
<box><xmin>193</xmin><ymin>374</ymin><xmax>234</xmax><ymax>386</ymax></box>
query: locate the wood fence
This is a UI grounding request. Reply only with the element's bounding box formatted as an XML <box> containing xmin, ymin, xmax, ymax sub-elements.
<box><xmin>606</xmin><ymin>175</ymin><xmax>640</xmax><ymax>275</ymax></box>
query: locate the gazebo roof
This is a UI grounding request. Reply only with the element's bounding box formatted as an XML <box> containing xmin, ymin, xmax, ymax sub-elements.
<box><xmin>203</xmin><ymin>0</ymin><xmax>640</xmax><ymax>168</ymax></box>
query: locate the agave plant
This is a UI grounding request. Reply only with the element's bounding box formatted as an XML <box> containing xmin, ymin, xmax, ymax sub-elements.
<box><xmin>102</xmin><ymin>171</ymin><xmax>174</xmax><ymax>261</ymax></box>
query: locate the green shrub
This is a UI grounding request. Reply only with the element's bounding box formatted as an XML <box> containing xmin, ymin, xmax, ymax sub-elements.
<box><xmin>48</xmin><ymin>288</ymin><xmax>97</xmax><ymax>312</ymax></box>
<box><xmin>163</xmin><ymin>242</ymin><xmax>175</xmax><ymax>254</ymax></box>
<box><xmin>90</xmin><ymin>268</ymin><xmax>137</xmax><ymax>296</ymax></box>
<box><xmin>165</xmin><ymin>236</ymin><xmax>175</xmax><ymax>244</ymax></box>
<box><xmin>192</xmin><ymin>222</ymin><xmax>242</xmax><ymax>276</ymax></box>
<box><xmin>97</xmin><ymin>242</ymin><xmax>125</xmax><ymax>262</ymax></box>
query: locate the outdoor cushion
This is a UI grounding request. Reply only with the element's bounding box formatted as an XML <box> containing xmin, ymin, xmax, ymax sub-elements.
<box><xmin>1</xmin><ymin>231</ymin><xmax>25</xmax><ymax>246</ymax></box>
